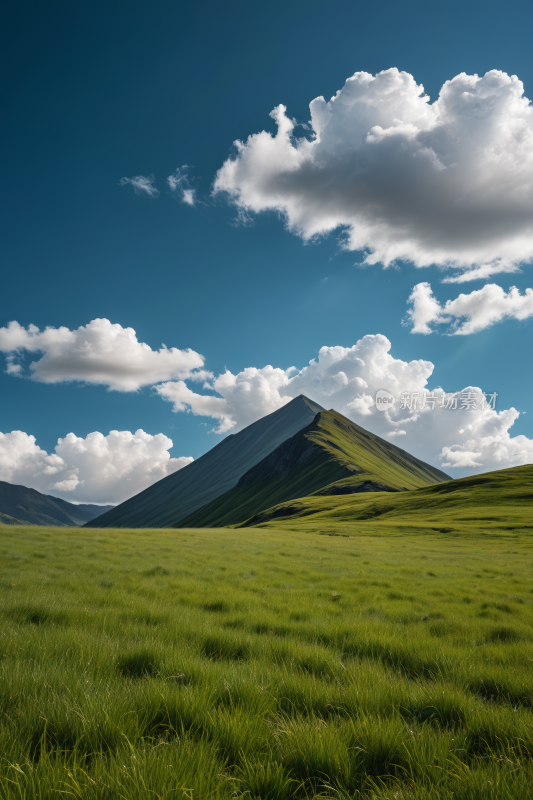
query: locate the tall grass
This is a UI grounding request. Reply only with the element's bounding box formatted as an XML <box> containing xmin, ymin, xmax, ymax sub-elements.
<box><xmin>0</xmin><ymin>523</ymin><xmax>532</xmax><ymax>798</ymax></box>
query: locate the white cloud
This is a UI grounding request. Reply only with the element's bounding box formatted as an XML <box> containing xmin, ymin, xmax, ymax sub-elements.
<box><xmin>0</xmin><ymin>318</ymin><xmax>205</xmax><ymax>391</ymax></box>
<box><xmin>167</xmin><ymin>166</ymin><xmax>196</xmax><ymax>206</ymax></box>
<box><xmin>155</xmin><ymin>334</ymin><xmax>533</xmax><ymax>475</ymax></box>
<box><xmin>214</xmin><ymin>68</ymin><xmax>533</xmax><ymax>280</ymax></box>
<box><xmin>156</xmin><ymin>365</ymin><xmax>295</xmax><ymax>433</ymax></box>
<box><xmin>407</xmin><ymin>282</ymin><xmax>533</xmax><ymax>334</ymax></box>
<box><xmin>406</xmin><ymin>283</ymin><xmax>448</xmax><ymax>334</ymax></box>
<box><xmin>119</xmin><ymin>174</ymin><xmax>160</xmax><ymax>198</ymax></box>
<box><xmin>440</xmin><ymin>446</ymin><xmax>482</xmax><ymax>469</ymax></box>
<box><xmin>0</xmin><ymin>429</ymin><xmax>192</xmax><ymax>504</ymax></box>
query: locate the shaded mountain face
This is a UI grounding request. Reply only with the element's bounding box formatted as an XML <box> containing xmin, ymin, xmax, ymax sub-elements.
<box><xmin>87</xmin><ymin>395</ymin><xmax>325</xmax><ymax>529</ymax></box>
<box><xmin>244</xmin><ymin>463</ymin><xmax>533</xmax><ymax>530</ymax></box>
<box><xmin>0</xmin><ymin>482</ymin><xmax>114</xmax><ymax>527</ymax></box>
<box><xmin>178</xmin><ymin>409</ymin><xmax>451</xmax><ymax>528</ymax></box>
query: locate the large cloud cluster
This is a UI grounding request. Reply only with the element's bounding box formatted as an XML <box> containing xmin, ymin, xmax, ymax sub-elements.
<box><xmin>2</xmin><ymin>316</ymin><xmax>531</xmax><ymax>485</ymax></box>
<box><xmin>407</xmin><ymin>282</ymin><xmax>533</xmax><ymax>334</ymax></box>
<box><xmin>0</xmin><ymin>318</ymin><xmax>205</xmax><ymax>391</ymax></box>
<box><xmin>215</xmin><ymin>68</ymin><xmax>533</xmax><ymax>280</ymax></box>
<box><xmin>155</xmin><ymin>334</ymin><xmax>533</xmax><ymax>475</ymax></box>
<box><xmin>0</xmin><ymin>429</ymin><xmax>192</xmax><ymax>504</ymax></box>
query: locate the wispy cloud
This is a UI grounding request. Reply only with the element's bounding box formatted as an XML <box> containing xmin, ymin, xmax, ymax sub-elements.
<box><xmin>167</xmin><ymin>166</ymin><xmax>196</xmax><ymax>206</ymax></box>
<box><xmin>119</xmin><ymin>174</ymin><xmax>160</xmax><ymax>198</ymax></box>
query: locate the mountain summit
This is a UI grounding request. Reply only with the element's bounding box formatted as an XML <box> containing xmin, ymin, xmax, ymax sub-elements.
<box><xmin>89</xmin><ymin>396</ymin><xmax>450</xmax><ymax>529</ymax></box>
<box><xmin>88</xmin><ymin>395</ymin><xmax>324</xmax><ymax>528</ymax></box>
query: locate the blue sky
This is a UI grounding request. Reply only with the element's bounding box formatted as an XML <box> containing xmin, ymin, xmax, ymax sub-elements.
<box><xmin>2</xmin><ymin>0</ymin><xmax>533</xmax><ymax>503</ymax></box>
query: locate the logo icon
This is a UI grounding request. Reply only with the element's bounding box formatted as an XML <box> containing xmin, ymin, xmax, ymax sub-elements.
<box><xmin>375</xmin><ymin>389</ymin><xmax>395</xmax><ymax>412</ymax></box>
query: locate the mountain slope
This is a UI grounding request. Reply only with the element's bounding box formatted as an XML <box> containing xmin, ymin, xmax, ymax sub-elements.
<box><xmin>0</xmin><ymin>481</ymin><xmax>114</xmax><ymax>526</ymax></box>
<box><xmin>46</xmin><ymin>497</ymin><xmax>115</xmax><ymax>525</ymax></box>
<box><xmin>87</xmin><ymin>395</ymin><xmax>325</xmax><ymax>529</ymax></box>
<box><xmin>179</xmin><ymin>409</ymin><xmax>450</xmax><ymax>528</ymax></box>
<box><xmin>242</xmin><ymin>463</ymin><xmax>533</xmax><ymax>531</ymax></box>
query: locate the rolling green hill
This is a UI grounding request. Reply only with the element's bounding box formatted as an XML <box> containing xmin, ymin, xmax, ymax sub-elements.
<box><xmin>178</xmin><ymin>408</ymin><xmax>450</xmax><ymax>527</ymax></box>
<box><xmin>239</xmin><ymin>463</ymin><xmax>533</xmax><ymax>531</ymax></box>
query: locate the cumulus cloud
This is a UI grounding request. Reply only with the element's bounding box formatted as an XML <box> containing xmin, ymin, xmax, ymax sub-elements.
<box><xmin>119</xmin><ymin>174</ymin><xmax>160</xmax><ymax>198</ymax></box>
<box><xmin>155</xmin><ymin>334</ymin><xmax>533</xmax><ymax>475</ymax></box>
<box><xmin>0</xmin><ymin>429</ymin><xmax>192</xmax><ymax>504</ymax></box>
<box><xmin>167</xmin><ymin>166</ymin><xmax>196</xmax><ymax>206</ymax></box>
<box><xmin>0</xmin><ymin>318</ymin><xmax>205</xmax><ymax>391</ymax></box>
<box><xmin>156</xmin><ymin>365</ymin><xmax>295</xmax><ymax>433</ymax></box>
<box><xmin>214</xmin><ymin>68</ymin><xmax>533</xmax><ymax>280</ymax></box>
<box><xmin>406</xmin><ymin>283</ymin><xmax>447</xmax><ymax>334</ymax></box>
<box><xmin>407</xmin><ymin>282</ymin><xmax>533</xmax><ymax>334</ymax></box>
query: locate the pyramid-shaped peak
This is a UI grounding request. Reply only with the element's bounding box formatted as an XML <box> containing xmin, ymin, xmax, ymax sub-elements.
<box><xmin>286</xmin><ymin>395</ymin><xmax>325</xmax><ymax>415</ymax></box>
<box><xmin>89</xmin><ymin>390</ymin><xmax>324</xmax><ymax>528</ymax></box>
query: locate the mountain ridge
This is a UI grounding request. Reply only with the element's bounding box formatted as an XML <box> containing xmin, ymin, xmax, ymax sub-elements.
<box><xmin>178</xmin><ymin>408</ymin><xmax>450</xmax><ymax>528</ymax></box>
<box><xmin>0</xmin><ymin>481</ymin><xmax>114</xmax><ymax>527</ymax></box>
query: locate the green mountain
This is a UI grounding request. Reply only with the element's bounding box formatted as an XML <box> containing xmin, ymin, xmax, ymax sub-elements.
<box><xmin>239</xmin><ymin>463</ymin><xmax>533</xmax><ymax>531</ymax></box>
<box><xmin>87</xmin><ymin>395</ymin><xmax>325</xmax><ymax>529</ymax></box>
<box><xmin>0</xmin><ymin>481</ymin><xmax>114</xmax><ymax>527</ymax></box>
<box><xmin>178</xmin><ymin>409</ymin><xmax>450</xmax><ymax>528</ymax></box>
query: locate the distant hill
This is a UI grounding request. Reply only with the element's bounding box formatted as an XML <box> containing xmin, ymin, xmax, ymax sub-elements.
<box><xmin>46</xmin><ymin>496</ymin><xmax>115</xmax><ymax>525</ymax></box>
<box><xmin>240</xmin><ymin>463</ymin><xmax>533</xmax><ymax>530</ymax></box>
<box><xmin>179</xmin><ymin>409</ymin><xmax>450</xmax><ymax>527</ymax></box>
<box><xmin>87</xmin><ymin>395</ymin><xmax>325</xmax><ymax>529</ymax></box>
<box><xmin>0</xmin><ymin>481</ymin><xmax>114</xmax><ymax>527</ymax></box>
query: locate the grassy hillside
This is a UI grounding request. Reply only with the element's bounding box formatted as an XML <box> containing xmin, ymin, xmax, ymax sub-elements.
<box><xmin>1</xmin><ymin>522</ymin><xmax>533</xmax><ymax>798</ymax></box>
<box><xmin>239</xmin><ymin>463</ymin><xmax>533</xmax><ymax>532</ymax></box>
<box><xmin>179</xmin><ymin>409</ymin><xmax>450</xmax><ymax>527</ymax></box>
<box><xmin>89</xmin><ymin>395</ymin><xmax>324</xmax><ymax>529</ymax></box>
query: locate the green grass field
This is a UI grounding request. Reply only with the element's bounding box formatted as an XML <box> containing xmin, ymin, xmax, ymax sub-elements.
<box><xmin>1</xmin><ymin>521</ymin><xmax>533</xmax><ymax>799</ymax></box>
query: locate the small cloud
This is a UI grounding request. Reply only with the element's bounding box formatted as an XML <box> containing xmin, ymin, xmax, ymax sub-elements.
<box><xmin>167</xmin><ymin>166</ymin><xmax>196</xmax><ymax>206</ymax></box>
<box><xmin>5</xmin><ymin>355</ymin><xmax>22</xmax><ymax>375</ymax></box>
<box><xmin>406</xmin><ymin>282</ymin><xmax>533</xmax><ymax>335</ymax></box>
<box><xmin>231</xmin><ymin>207</ymin><xmax>254</xmax><ymax>227</ymax></box>
<box><xmin>119</xmin><ymin>174</ymin><xmax>160</xmax><ymax>198</ymax></box>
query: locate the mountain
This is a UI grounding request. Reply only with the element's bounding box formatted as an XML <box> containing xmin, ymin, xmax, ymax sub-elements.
<box><xmin>242</xmin><ymin>463</ymin><xmax>533</xmax><ymax>531</ymax></box>
<box><xmin>178</xmin><ymin>409</ymin><xmax>451</xmax><ymax>527</ymax></box>
<box><xmin>46</xmin><ymin>497</ymin><xmax>115</xmax><ymax>525</ymax></box>
<box><xmin>87</xmin><ymin>395</ymin><xmax>325</xmax><ymax>529</ymax></box>
<box><xmin>0</xmin><ymin>481</ymin><xmax>114</xmax><ymax>526</ymax></box>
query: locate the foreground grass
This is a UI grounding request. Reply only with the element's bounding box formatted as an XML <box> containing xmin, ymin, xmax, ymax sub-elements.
<box><xmin>1</xmin><ymin>523</ymin><xmax>533</xmax><ymax>798</ymax></box>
